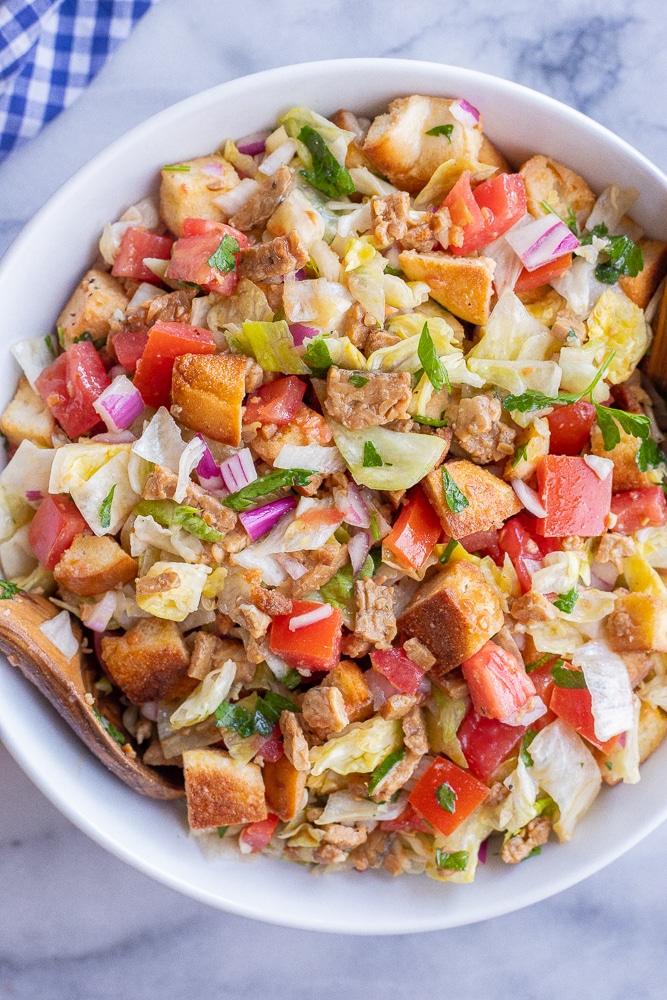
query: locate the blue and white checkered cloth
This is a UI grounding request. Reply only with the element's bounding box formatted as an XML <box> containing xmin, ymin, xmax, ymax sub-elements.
<box><xmin>0</xmin><ymin>0</ymin><xmax>156</xmax><ymax>163</ymax></box>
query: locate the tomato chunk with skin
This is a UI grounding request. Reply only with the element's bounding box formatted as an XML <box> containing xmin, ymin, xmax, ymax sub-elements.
<box><xmin>36</xmin><ymin>341</ymin><xmax>110</xmax><ymax>439</ymax></box>
<box><xmin>611</xmin><ymin>487</ymin><xmax>667</xmax><ymax>534</ymax></box>
<box><xmin>133</xmin><ymin>320</ymin><xmax>216</xmax><ymax>409</ymax></box>
<box><xmin>514</xmin><ymin>253</ymin><xmax>573</xmax><ymax>293</ymax></box>
<box><xmin>441</xmin><ymin>172</ymin><xmax>486</xmax><ymax>253</ymax></box>
<box><xmin>111</xmin><ymin>228</ymin><xmax>173</xmax><ymax>284</ymax></box>
<box><xmin>546</xmin><ymin>400</ymin><xmax>597</xmax><ymax>456</ymax></box>
<box><xmin>408</xmin><ymin>756</ymin><xmax>490</xmax><ymax>836</ymax></box>
<box><xmin>243</xmin><ymin>376</ymin><xmax>307</xmax><ymax>426</ymax></box>
<box><xmin>498</xmin><ymin>513</ymin><xmax>558</xmax><ymax>594</ymax></box>
<box><xmin>462</xmin><ymin>640</ymin><xmax>536</xmax><ymax>722</ymax></box>
<box><xmin>257</xmin><ymin>725</ymin><xmax>284</xmax><ymax>763</ymax></box>
<box><xmin>370</xmin><ymin>647</ymin><xmax>426</xmax><ymax>695</ymax></box>
<box><xmin>469</xmin><ymin>173</ymin><xmax>527</xmax><ymax>246</ymax></box>
<box><xmin>525</xmin><ymin>659</ymin><xmax>557</xmax><ymax>731</ymax></box>
<box><xmin>457</xmin><ymin>708</ymin><xmax>527</xmax><ymax>783</ymax></box>
<box><xmin>269</xmin><ymin>600</ymin><xmax>343</xmax><ymax>672</ymax></box>
<box><xmin>383</xmin><ymin>486</ymin><xmax>442</xmax><ymax>572</ymax></box>
<box><xmin>110</xmin><ymin>328</ymin><xmax>149</xmax><ymax>373</ymax></box>
<box><xmin>239</xmin><ymin>814</ymin><xmax>280</xmax><ymax>853</ymax></box>
<box><xmin>536</xmin><ymin>454</ymin><xmax>612</xmax><ymax>537</ymax></box>
<box><xmin>549</xmin><ymin>667</ymin><xmax>621</xmax><ymax>753</ymax></box>
<box><xmin>166</xmin><ymin>220</ymin><xmax>248</xmax><ymax>296</ymax></box>
<box><xmin>28</xmin><ymin>495</ymin><xmax>88</xmax><ymax>571</ymax></box>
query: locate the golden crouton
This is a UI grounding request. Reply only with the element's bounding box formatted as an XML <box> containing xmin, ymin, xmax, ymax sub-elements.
<box><xmin>56</xmin><ymin>269</ymin><xmax>129</xmax><ymax>348</ymax></box>
<box><xmin>171</xmin><ymin>352</ymin><xmax>248</xmax><ymax>447</ymax></box>
<box><xmin>0</xmin><ymin>376</ymin><xmax>55</xmax><ymax>447</ymax></box>
<box><xmin>397</xmin><ymin>559</ymin><xmax>504</xmax><ymax>672</ymax></box>
<box><xmin>101</xmin><ymin>617</ymin><xmax>191</xmax><ymax>704</ymax></box>
<box><xmin>183</xmin><ymin>748</ymin><xmax>267</xmax><ymax>829</ymax></box>
<box><xmin>423</xmin><ymin>459</ymin><xmax>522</xmax><ymax>538</ymax></box>
<box><xmin>159</xmin><ymin>155</ymin><xmax>240</xmax><ymax>237</ymax></box>
<box><xmin>590</xmin><ymin>424</ymin><xmax>655</xmax><ymax>492</ymax></box>
<box><xmin>519</xmin><ymin>154</ymin><xmax>596</xmax><ymax>227</ymax></box>
<box><xmin>53</xmin><ymin>534</ymin><xmax>138</xmax><ymax>597</ymax></box>
<box><xmin>250</xmin><ymin>402</ymin><xmax>333</xmax><ymax>465</ymax></box>
<box><xmin>362</xmin><ymin>95</ymin><xmax>483</xmax><ymax>193</ymax></box>
<box><xmin>321</xmin><ymin>658</ymin><xmax>374</xmax><ymax>723</ymax></box>
<box><xmin>263</xmin><ymin>754</ymin><xmax>308</xmax><ymax>822</ymax></box>
<box><xmin>398</xmin><ymin>250</ymin><xmax>495</xmax><ymax>325</ymax></box>
<box><xmin>619</xmin><ymin>238</ymin><xmax>667</xmax><ymax>310</ymax></box>
<box><xmin>479</xmin><ymin>134</ymin><xmax>510</xmax><ymax>175</ymax></box>
<box><xmin>606</xmin><ymin>592</ymin><xmax>667</xmax><ymax>653</ymax></box>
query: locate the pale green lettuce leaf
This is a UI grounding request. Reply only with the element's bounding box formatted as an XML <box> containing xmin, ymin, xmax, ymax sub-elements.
<box><xmin>528</xmin><ymin>719</ymin><xmax>601</xmax><ymax>842</ymax></box>
<box><xmin>328</xmin><ymin>419</ymin><xmax>447</xmax><ymax>490</ymax></box>
<box><xmin>309</xmin><ymin>717</ymin><xmax>403</xmax><ymax>776</ymax></box>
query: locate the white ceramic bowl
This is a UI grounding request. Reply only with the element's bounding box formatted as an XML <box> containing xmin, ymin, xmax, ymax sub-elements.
<box><xmin>1</xmin><ymin>58</ymin><xmax>666</xmax><ymax>935</ymax></box>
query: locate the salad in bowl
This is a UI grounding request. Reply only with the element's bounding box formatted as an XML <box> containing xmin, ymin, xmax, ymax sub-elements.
<box><xmin>1</xmin><ymin>78</ymin><xmax>667</xmax><ymax>892</ymax></box>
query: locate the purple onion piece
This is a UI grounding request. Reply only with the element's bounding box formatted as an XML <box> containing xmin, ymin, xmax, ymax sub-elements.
<box><xmin>239</xmin><ymin>495</ymin><xmax>297</xmax><ymax>541</ymax></box>
<box><xmin>289</xmin><ymin>323</ymin><xmax>320</xmax><ymax>346</ymax></box>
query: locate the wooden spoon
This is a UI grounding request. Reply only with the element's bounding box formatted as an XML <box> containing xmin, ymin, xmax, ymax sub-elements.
<box><xmin>0</xmin><ymin>592</ymin><xmax>184</xmax><ymax>800</ymax></box>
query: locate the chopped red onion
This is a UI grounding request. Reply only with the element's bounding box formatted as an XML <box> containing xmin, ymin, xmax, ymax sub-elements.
<box><xmin>92</xmin><ymin>374</ymin><xmax>145</xmax><ymax>432</ymax></box>
<box><xmin>584</xmin><ymin>454</ymin><xmax>614</xmax><ymax>480</ymax></box>
<box><xmin>25</xmin><ymin>489</ymin><xmax>43</xmax><ymax>502</ymax></box>
<box><xmin>511</xmin><ymin>478</ymin><xmax>547</xmax><ymax>518</ymax></box>
<box><xmin>505</xmin><ymin>213</ymin><xmax>580</xmax><ymax>271</ymax></box>
<box><xmin>239</xmin><ymin>495</ymin><xmax>297</xmax><ymax>541</ymax></box>
<box><xmin>289</xmin><ymin>323</ymin><xmax>320</xmax><ymax>346</ymax></box>
<box><xmin>274</xmin><ymin>553</ymin><xmax>309</xmax><ymax>580</ymax></box>
<box><xmin>195</xmin><ymin>434</ymin><xmax>225</xmax><ymax>491</ymax></box>
<box><xmin>235</xmin><ymin>130</ymin><xmax>269</xmax><ymax>156</ymax></box>
<box><xmin>220</xmin><ymin>448</ymin><xmax>257</xmax><ymax>493</ymax></box>
<box><xmin>202</xmin><ymin>160</ymin><xmax>224</xmax><ymax>176</ymax></box>
<box><xmin>91</xmin><ymin>430</ymin><xmax>137</xmax><ymax>443</ymax></box>
<box><xmin>84</xmin><ymin>590</ymin><xmax>118</xmax><ymax>633</ymax></box>
<box><xmin>590</xmin><ymin>560</ymin><xmax>618</xmax><ymax>591</ymax></box>
<box><xmin>478</xmin><ymin>837</ymin><xmax>489</xmax><ymax>865</ymax></box>
<box><xmin>348</xmin><ymin>530</ymin><xmax>371</xmax><ymax>577</ymax></box>
<box><xmin>288</xmin><ymin>602</ymin><xmax>333</xmax><ymax>631</ymax></box>
<box><xmin>341</xmin><ymin>479</ymin><xmax>371</xmax><ymax>528</ymax></box>
<box><xmin>366</xmin><ymin>668</ymin><xmax>397</xmax><ymax>709</ymax></box>
<box><xmin>108</xmin><ymin>364</ymin><xmax>128</xmax><ymax>380</ymax></box>
<box><xmin>500</xmin><ymin>694</ymin><xmax>547</xmax><ymax>727</ymax></box>
<box><xmin>449</xmin><ymin>98</ymin><xmax>480</xmax><ymax>127</ymax></box>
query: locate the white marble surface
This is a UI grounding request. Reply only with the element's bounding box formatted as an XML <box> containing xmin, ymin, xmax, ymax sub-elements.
<box><xmin>1</xmin><ymin>0</ymin><xmax>667</xmax><ymax>994</ymax></box>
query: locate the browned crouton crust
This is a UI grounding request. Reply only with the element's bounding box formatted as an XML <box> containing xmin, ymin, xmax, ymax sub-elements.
<box><xmin>397</xmin><ymin>559</ymin><xmax>504</xmax><ymax>672</ymax></box>
<box><xmin>171</xmin><ymin>352</ymin><xmax>248</xmax><ymax>447</ymax></box>
<box><xmin>263</xmin><ymin>754</ymin><xmax>308</xmax><ymax>822</ymax></box>
<box><xmin>101</xmin><ymin>617</ymin><xmax>190</xmax><ymax>704</ymax></box>
<box><xmin>53</xmin><ymin>534</ymin><xmax>138</xmax><ymax>597</ymax></box>
<box><xmin>605</xmin><ymin>593</ymin><xmax>667</xmax><ymax>653</ymax></box>
<box><xmin>301</xmin><ymin>686</ymin><xmax>350</xmax><ymax>739</ymax></box>
<box><xmin>422</xmin><ymin>459</ymin><xmax>522</xmax><ymax>538</ymax></box>
<box><xmin>619</xmin><ymin>238</ymin><xmax>667</xmax><ymax>310</ymax></box>
<box><xmin>0</xmin><ymin>376</ymin><xmax>55</xmax><ymax>447</ymax></box>
<box><xmin>324</xmin><ymin>367</ymin><xmax>412</xmax><ymax>430</ymax></box>
<box><xmin>183</xmin><ymin>748</ymin><xmax>267</xmax><ymax>828</ymax></box>
<box><xmin>398</xmin><ymin>250</ymin><xmax>495</xmax><ymax>325</ymax></box>
<box><xmin>321</xmin><ymin>659</ymin><xmax>374</xmax><ymax>723</ymax></box>
<box><xmin>519</xmin><ymin>154</ymin><xmax>596</xmax><ymax>227</ymax></box>
<box><xmin>56</xmin><ymin>268</ymin><xmax>129</xmax><ymax>348</ymax></box>
<box><xmin>160</xmin><ymin>155</ymin><xmax>240</xmax><ymax>237</ymax></box>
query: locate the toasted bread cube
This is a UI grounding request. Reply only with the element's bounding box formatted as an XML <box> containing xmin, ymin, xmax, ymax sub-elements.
<box><xmin>171</xmin><ymin>352</ymin><xmax>248</xmax><ymax>446</ymax></box>
<box><xmin>362</xmin><ymin>95</ymin><xmax>483</xmax><ymax>193</ymax></box>
<box><xmin>53</xmin><ymin>534</ymin><xmax>138</xmax><ymax>597</ymax></box>
<box><xmin>57</xmin><ymin>269</ymin><xmax>129</xmax><ymax>348</ymax></box>
<box><xmin>479</xmin><ymin>134</ymin><xmax>510</xmax><ymax>175</ymax></box>
<box><xmin>423</xmin><ymin>459</ymin><xmax>522</xmax><ymax>538</ymax></box>
<box><xmin>101</xmin><ymin>617</ymin><xmax>190</xmax><ymax>704</ymax></box>
<box><xmin>321</xmin><ymin>658</ymin><xmax>374</xmax><ymax>723</ymax></box>
<box><xmin>263</xmin><ymin>754</ymin><xmax>308</xmax><ymax>822</ymax></box>
<box><xmin>590</xmin><ymin>424</ymin><xmax>656</xmax><ymax>492</ymax></box>
<box><xmin>606</xmin><ymin>593</ymin><xmax>667</xmax><ymax>653</ymax></box>
<box><xmin>183</xmin><ymin>748</ymin><xmax>267</xmax><ymax>829</ymax></box>
<box><xmin>0</xmin><ymin>376</ymin><xmax>55</xmax><ymax>447</ymax></box>
<box><xmin>619</xmin><ymin>238</ymin><xmax>667</xmax><ymax>310</ymax></box>
<box><xmin>251</xmin><ymin>402</ymin><xmax>332</xmax><ymax>464</ymax></box>
<box><xmin>519</xmin><ymin>155</ymin><xmax>596</xmax><ymax>228</ymax></box>
<box><xmin>397</xmin><ymin>559</ymin><xmax>504</xmax><ymax>672</ymax></box>
<box><xmin>160</xmin><ymin>155</ymin><xmax>240</xmax><ymax>237</ymax></box>
<box><xmin>399</xmin><ymin>250</ymin><xmax>495</xmax><ymax>325</ymax></box>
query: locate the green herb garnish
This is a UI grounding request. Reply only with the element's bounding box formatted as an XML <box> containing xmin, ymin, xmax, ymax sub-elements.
<box><xmin>207</xmin><ymin>234</ymin><xmax>240</xmax><ymax>273</ymax></box>
<box><xmin>551</xmin><ymin>665</ymin><xmax>588</xmax><ymax>689</ymax></box>
<box><xmin>637</xmin><ymin>438</ymin><xmax>667</xmax><ymax>473</ymax></box>
<box><xmin>413</xmin><ymin>413</ymin><xmax>448</xmax><ymax>427</ymax></box>
<box><xmin>57</xmin><ymin>326</ymin><xmax>66</xmax><ymax>348</ymax></box>
<box><xmin>418</xmin><ymin>322</ymin><xmax>449</xmax><ymax>393</ymax></box>
<box><xmin>221</xmin><ymin>468</ymin><xmax>319</xmax><ymax>511</ymax></box>
<box><xmin>135</xmin><ymin>499</ymin><xmax>223</xmax><ymax>542</ymax></box>
<box><xmin>552</xmin><ymin>587</ymin><xmax>579</xmax><ymax>614</ymax></box>
<box><xmin>369</xmin><ymin>511</ymin><xmax>380</xmax><ymax>542</ymax></box>
<box><xmin>525</xmin><ymin>654</ymin><xmax>563</xmax><ymax>675</ymax></box>
<box><xmin>99</xmin><ymin>485</ymin><xmax>116</xmax><ymax>530</ymax></box>
<box><xmin>520</xmin><ymin>729</ymin><xmax>537</xmax><ymax>768</ymax></box>
<box><xmin>435</xmin><ymin>849</ymin><xmax>469</xmax><ymax>871</ymax></box>
<box><xmin>425</xmin><ymin>124</ymin><xmax>454</xmax><ymax>141</ymax></box>
<box><xmin>163</xmin><ymin>163</ymin><xmax>191</xmax><ymax>172</ymax></box>
<box><xmin>303</xmin><ymin>334</ymin><xmax>334</xmax><ymax>377</ymax></box>
<box><xmin>512</xmin><ymin>444</ymin><xmax>528</xmax><ymax>468</ymax></box>
<box><xmin>368</xmin><ymin>748</ymin><xmax>406</xmax><ymax>794</ymax></box>
<box><xmin>44</xmin><ymin>334</ymin><xmax>55</xmax><ymax>356</ymax></box>
<box><xmin>349</xmin><ymin>373</ymin><xmax>369</xmax><ymax>388</ymax></box>
<box><xmin>435</xmin><ymin>781</ymin><xmax>457</xmax><ymax>813</ymax></box>
<box><xmin>594</xmin><ymin>404</ymin><xmax>650</xmax><ymax>452</ymax></box>
<box><xmin>92</xmin><ymin>706</ymin><xmax>126</xmax><ymax>745</ymax></box>
<box><xmin>441</xmin><ymin>467</ymin><xmax>469</xmax><ymax>513</ymax></box>
<box><xmin>384</xmin><ymin>265</ymin><xmax>403</xmax><ymax>277</ymax></box>
<box><xmin>439</xmin><ymin>539</ymin><xmax>459</xmax><ymax>564</ymax></box>
<box><xmin>215</xmin><ymin>691</ymin><xmax>297</xmax><ymax>738</ymax></box>
<box><xmin>540</xmin><ymin>200</ymin><xmax>579</xmax><ymax>236</ymax></box>
<box><xmin>72</xmin><ymin>331</ymin><xmax>106</xmax><ymax>349</ymax></box>
<box><xmin>217</xmin><ymin>825</ymin><xmax>229</xmax><ymax>838</ymax></box>
<box><xmin>0</xmin><ymin>579</ymin><xmax>21</xmax><ymax>600</ymax></box>
<box><xmin>282</xmin><ymin>669</ymin><xmax>302</xmax><ymax>691</ymax></box>
<box><xmin>298</xmin><ymin>125</ymin><xmax>356</xmax><ymax>198</ymax></box>
<box><xmin>582</xmin><ymin>224</ymin><xmax>644</xmax><ymax>284</ymax></box>
<box><xmin>363</xmin><ymin>440</ymin><xmax>390</xmax><ymax>468</ymax></box>
<box><xmin>503</xmin><ymin>351</ymin><xmax>615</xmax><ymax>413</ymax></box>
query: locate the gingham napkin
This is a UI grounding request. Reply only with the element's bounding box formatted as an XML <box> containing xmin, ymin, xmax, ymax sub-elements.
<box><xmin>0</xmin><ymin>0</ymin><xmax>156</xmax><ymax>164</ymax></box>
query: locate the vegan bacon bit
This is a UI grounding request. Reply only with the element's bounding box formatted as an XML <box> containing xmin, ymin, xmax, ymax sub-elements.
<box><xmin>8</xmin><ymin>91</ymin><xmax>667</xmax><ymax>885</ymax></box>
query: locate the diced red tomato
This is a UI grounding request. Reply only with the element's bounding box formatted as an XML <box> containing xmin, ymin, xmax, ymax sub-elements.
<box><xmin>165</xmin><ymin>220</ymin><xmax>248</xmax><ymax>296</ymax></box>
<box><xmin>110</xmin><ymin>328</ymin><xmax>149</xmax><ymax>373</ymax></box>
<box><xmin>457</xmin><ymin>708</ymin><xmax>527</xmax><ymax>783</ymax></box>
<box><xmin>269</xmin><ymin>600</ymin><xmax>343</xmax><ymax>672</ymax></box>
<box><xmin>498</xmin><ymin>513</ymin><xmax>558</xmax><ymax>593</ymax></box>
<box><xmin>132</xmin><ymin>320</ymin><xmax>216</xmax><ymax>409</ymax></box>
<box><xmin>243</xmin><ymin>376</ymin><xmax>307</xmax><ymax>426</ymax></box>
<box><xmin>111</xmin><ymin>227</ymin><xmax>173</xmax><ymax>284</ymax></box>
<box><xmin>28</xmin><ymin>495</ymin><xmax>88</xmax><ymax>571</ymax></box>
<box><xmin>462</xmin><ymin>640</ymin><xmax>536</xmax><ymax>722</ymax></box>
<box><xmin>468</xmin><ymin>173</ymin><xmax>527</xmax><ymax>246</ymax></box>
<box><xmin>408</xmin><ymin>756</ymin><xmax>490</xmax><ymax>836</ymax></box>
<box><xmin>524</xmin><ymin>660</ymin><xmax>557</xmax><ymax>730</ymax></box>
<box><xmin>536</xmin><ymin>455</ymin><xmax>612</xmax><ymax>537</ymax></box>
<box><xmin>441</xmin><ymin>172</ymin><xmax>486</xmax><ymax>254</ymax></box>
<box><xmin>35</xmin><ymin>341</ymin><xmax>110</xmax><ymax>439</ymax></box>
<box><xmin>257</xmin><ymin>725</ymin><xmax>284</xmax><ymax>763</ymax></box>
<box><xmin>611</xmin><ymin>487</ymin><xmax>667</xmax><ymax>534</ymax></box>
<box><xmin>382</xmin><ymin>486</ymin><xmax>442</xmax><ymax>572</ymax></box>
<box><xmin>546</xmin><ymin>400</ymin><xmax>597</xmax><ymax>456</ymax></box>
<box><xmin>458</xmin><ymin>528</ymin><xmax>503</xmax><ymax>565</ymax></box>
<box><xmin>549</xmin><ymin>667</ymin><xmax>621</xmax><ymax>752</ymax></box>
<box><xmin>514</xmin><ymin>253</ymin><xmax>573</xmax><ymax>293</ymax></box>
<box><xmin>239</xmin><ymin>813</ymin><xmax>280</xmax><ymax>853</ymax></box>
<box><xmin>370</xmin><ymin>647</ymin><xmax>426</xmax><ymax>696</ymax></box>
<box><xmin>379</xmin><ymin>802</ymin><xmax>431</xmax><ymax>833</ymax></box>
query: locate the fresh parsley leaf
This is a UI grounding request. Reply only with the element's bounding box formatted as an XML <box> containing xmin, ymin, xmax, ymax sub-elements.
<box><xmin>221</xmin><ymin>469</ymin><xmax>319</xmax><ymax>511</ymax></box>
<box><xmin>637</xmin><ymin>438</ymin><xmax>667</xmax><ymax>473</ymax></box>
<box><xmin>512</xmin><ymin>444</ymin><xmax>528</xmax><ymax>468</ymax></box>
<box><xmin>384</xmin><ymin>265</ymin><xmax>403</xmax><ymax>277</ymax></box>
<box><xmin>92</xmin><ymin>706</ymin><xmax>126</xmax><ymax>745</ymax></box>
<box><xmin>215</xmin><ymin>701</ymin><xmax>255</xmax><ymax>738</ymax></box>
<box><xmin>594</xmin><ymin>404</ymin><xmax>650</xmax><ymax>451</ymax></box>
<box><xmin>57</xmin><ymin>326</ymin><xmax>66</xmax><ymax>349</ymax></box>
<box><xmin>552</xmin><ymin>587</ymin><xmax>579</xmax><ymax>614</ymax></box>
<box><xmin>520</xmin><ymin>729</ymin><xmax>537</xmax><ymax>768</ymax></box>
<box><xmin>439</xmin><ymin>538</ymin><xmax>459</xmax><ymax>564</ymax></box>
<box><xmin>605</xmin><ymin>761</ymin><xmax>614</xmax><ymax>771</ymax></box>
<box><xmin>441</xmin><ymin>467</ymin><xmax>469</xmax><ymax>513</ymax></box>
<box><xmin>369</xmin><ymin>511</ymin><xmax>380</xmax><ymax>542</ymax></box>
<box><xmin>551</xmin><ymin>664</ymin><xmax>588</xmax><ymax>689</ymax></box>
<box><xmin>425</xmin><ymin>124</ymin><xmax>454</xmax><ymax>141</ymax></box>
<box><xmin>525</xmin><ymin>654</ymin><xmax>563</xmax><ymax>675</ymax></box>
<box><xmin>363</xmin><ymin>440</ymin><xmax>390</xmax><ymax>468</ymax></box>
<box><xmin>503</xmin><ymin>351</ymin><xmax>615</xmax><ymax>413</ymax></box>
<box><xmin>303</xmin><ymin>334</ymin><xmax>334</xmax><ymax>376</ymax></box>
<box><xmin>349</xmin><ymin>373</ymin><xmax>369</xmax><ymax>388</ymax></box>
<box><xmin>215</xmin><ymin>692</ymin><xmax>297</xmax><ymax>738</ymax></box>
<box><xmin>0</xmin><ymin>579</ymin><xmax>21</xmax><ymax>600</ymax></box>
<box><xmin>418</xmin><ymin>322</ymin><xmax>448</xmax><ymax>393</ymax></box>
<box><xmin>539</xmin><ymin>200</ymin><xmax>579</xmax><ymax>237</ymax></box>
<box><xmin>435</xmin><ymin>849</ymin><xmax>469</xmax><ymax>871</ymax></box>
<box><xmin>595</xmin><ymin>234</ymin><xmax>644</xmax><ymax>284</ymax></box>
<box><xmin>525</xmin><ymin>845</ymin><xmax>542</xmax><ymax>860</ymax></box>
<box><xmin>207</xmin><ymin>234</ymin><xmax>240</xmax><ymax>273</ymax></box>
<box><xmin>73</xmin><ymin>331</ymin><xmax>106</xmax><ymax>349</ymax></box>
<box><xmin>217</xmin><ymin>826</ymin><xmax>229</xmax><ymax>838</ymax></box>
<box><xmin>368</xmin><ymin>749</ymin><xmax>406</xmax><ymax>794</ymax></box>
<box><xmin>282</xmin><ymin>669</ymin><xmax>302</xmax><ymax>691</ymax></box>
<box><xmin>134</xmin><ymin>500</ymin><xmax>223</xmax><ymax>542</ymax></box>
<box><xmin>163</xmin><ymin>163</ymin><xmax>191</xmax><ymax>172</ymax></box>
<box><xmin>413</xmin><ymin>413</ymin><xmax>448</xmax><ymax>427</ymax></box>
<box><xmin>44</xmin><ymin>334</ymin><xmax>55</xmax><ymax>356</ymax></box>
<box><xmin>298</xmin><ymin>125</ymin><xmax>356</xmax><ymax>198</ymax></box>
<box><xmin>99</xmin><ymin>485</ymin><xmax>116</xmax><ymax>530</ymax></box>
<box><xmin>435</xmin><ymin>781</ymin><xmax>457</xmax><ymax>813</ymax></box>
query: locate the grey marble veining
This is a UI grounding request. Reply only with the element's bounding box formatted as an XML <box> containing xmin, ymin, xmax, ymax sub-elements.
<box><xmin>1</xmin><ymin>0</ymin><xmax>667</xmax><ymax>995</ymax></box>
